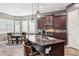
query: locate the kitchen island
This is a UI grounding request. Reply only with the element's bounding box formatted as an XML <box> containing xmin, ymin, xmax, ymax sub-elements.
<box><xmin>28</xmin><ymin>35</ymin><xmax>65</xmax><ymax>56</ymax></box>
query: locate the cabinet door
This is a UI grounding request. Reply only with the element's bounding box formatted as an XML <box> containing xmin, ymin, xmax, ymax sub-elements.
<box><xmin>53</xmin><ymin>33</ymin><xmax>67</xmax><ymax>45</ymax></box>
<box><xmin>50</xmin><ymin>15</ymin><xmax>53</xmax><ymax>24</ymax></box>
<box><xmin>50</xmin><ymin>42</ymin><xmax>64</xmax><ymax>56</ymax></box>
<box><xmin>45</xmin><ymin>15</ymin><xmax>53</xmax><ymax>24</ymax></box>
<box><xmin>53</xmin><ymin>15</ymin><xmax>66</xmax><ymax>29</ymax></box>
<box><xmin>41</xmin><ymin>17</ymin><xmax>45</xmax><ymax>28</ymax></box>
<box><xmin>37</xmin><ymin>17</ymin><xmax>45</xmax><ymax>29</ymax></box>
<box><xmin>45</xmin><ymin>15</ymin><xmax>53</xmax><ymax>29</ymax></box>
<box><xmin>37</xmin><ymin>19</ymin><xmax>41</xmax><ymax>29</ymax></box>
<box><xmin>45</xmin><ymin>15</ymin><xmax>50</xmax><ymax>24</ymax></box>
<box><xmin>37</xmin><ymin>18</ymin><xmax>42</xmax><ymax>29</ymax></box>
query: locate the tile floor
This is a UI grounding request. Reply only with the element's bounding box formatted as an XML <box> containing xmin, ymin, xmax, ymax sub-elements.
<box><xmin>0</xmin><ymin>41</ymin><xmax>24</xmax><ymax>56</ymax></box>
<box><xmin>65</xmin><ymin>46</ymin><xmax>79</xmax><ymax>56</ymax></box>
<box><xmin>0</xmin><ymin>41</ymin><xmax>79</xmax><ymax>56</ymax></box>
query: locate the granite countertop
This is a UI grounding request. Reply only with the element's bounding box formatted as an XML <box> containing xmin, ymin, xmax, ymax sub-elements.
<box><xmin>28</xmin><ymin>35</ymin><xmax>65</xmax><ymax>46</ymax></box>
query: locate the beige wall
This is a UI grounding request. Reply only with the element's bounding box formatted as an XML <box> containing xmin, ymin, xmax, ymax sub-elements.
<box><xmin>67</xmin><ymin>4</ymin><xmax>79</xmax><ymax>49</ymax></box>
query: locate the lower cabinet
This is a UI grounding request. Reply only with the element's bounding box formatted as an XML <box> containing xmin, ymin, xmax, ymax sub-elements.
<box><xmin>50</xmin><ymin>42</ymin><xmax>64</xmax><ymax>56</ymax></box>
<box><xmin>53</xmin><ymin>32</ymin><xmax>67</xmax><ymax>45</ymax></box>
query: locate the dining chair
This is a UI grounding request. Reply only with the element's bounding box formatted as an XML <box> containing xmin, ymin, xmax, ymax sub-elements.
<box><xmin>12</xmin><ymin>33</ymin><xmax>22</xmax><ymax>44</ymax></box>
<box><xmin>11</xmin><ymin>33</ymin><xmax>17</xmax><ymax>44</ymax></box>
<box><xmin>21</xmin><ymin>32</ymin><xmax>27</xmax><ymax>42</ymax></box>
<box><xmin>18</xmin><ymin>36</ymin><xmax>22</xmax><ymax>44</ymax></box>
<box><xmin>7</xmin><ymin>33</ymin><xmax>13</xmax><ymax>45</ymax></box>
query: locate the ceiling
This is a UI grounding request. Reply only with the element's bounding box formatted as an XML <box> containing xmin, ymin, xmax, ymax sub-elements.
<box><xmin>0</xmin><ymin>3</ymin><xmax>70</xmax><ymax>16</ymax></box>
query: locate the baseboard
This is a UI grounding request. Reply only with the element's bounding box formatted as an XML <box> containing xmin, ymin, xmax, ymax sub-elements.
<box><xmin>65</xmin><ymin>45</ymin><xmax>79</xmax><ymax>51</ymax></box>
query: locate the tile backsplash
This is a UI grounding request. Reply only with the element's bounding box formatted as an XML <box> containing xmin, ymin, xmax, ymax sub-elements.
<box><xmin>37</xmin><ymin>29</ymin><xmax>67</xmax><ymax>34</ymax></box>
<box><xmin>54</xmin><ymin>29</ymin><xmax>67</xmax><ymax>33</ymax></box>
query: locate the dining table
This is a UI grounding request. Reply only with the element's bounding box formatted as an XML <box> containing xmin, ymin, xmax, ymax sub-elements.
<box><xmin>12</xmin><ymin>33</ymin><xmax>22</xmax><ymax>44</ymax></box>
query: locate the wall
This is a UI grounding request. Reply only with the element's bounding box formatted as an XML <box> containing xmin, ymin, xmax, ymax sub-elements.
<box><xmin>67</xmin><ymin>4</ymin><xmax>79</xmax><ymax>49</ymax></box>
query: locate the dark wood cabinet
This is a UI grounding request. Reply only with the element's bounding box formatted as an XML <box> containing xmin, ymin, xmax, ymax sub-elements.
<box><xmin>45</xmin><ymin>15</ymin><xmax>53</xmax><ymax>29</ymax></box>
<box><xmin>53</xmin><ymin>33</ymin><xmax>67</xmax><ymax>45</ymax></box>
<box><xmin>37</xmin><ymin>17</ymin><xmax>45</xmax><ymax>29</ymax></box>
<box><xmin>53</xmin><ymin>15</ymin><xmax>67</xmax><ymax>45</ymax></box>
<box><xmin>53</xmin><ymin>15</ymin><xmax>66</xmax><ymax>29</ymax></box>
<box><xmin>37</xmin><ymin>15</ymin><xmax>67</xmax><ymax>45</ymax></box>
<box><xmin>30</xmin><ymin>37</ymin><xmax>65</xmax><ymax>56</ymax></box>
<box><xmin>37</xmin><ymin>15</ymin><xmax>66</xmax><ymax>29</ymax></box>
<box><xmin>45</xmin><ymin>15</ymin><xmax>49</xmax><ymax>24</ymax></box>
<box><xmin>37</xmin><ymin>15</ymin><xmax>53</xmax><ymax>29</ymax></box>
<box><xmin>45</xmin><ymin>15</ymin><xmax>51</xmax><ymax>24</ymax></box>
<box><xmin>50</xmin><ymin>42</ymin><xmax>64</xmax><ymax>56</ymax></box>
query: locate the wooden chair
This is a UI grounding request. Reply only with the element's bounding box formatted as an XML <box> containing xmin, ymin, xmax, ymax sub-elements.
<box><xmin>21</xmin><ymin>32</ymin><xmax>27</xmax><ymax>42</ymax></box>
<box><xmin>12</xmin><ymin>33</ymin><xmax>22</xmax><ymax>44</ymax></box>
<box><xmin>18</xmin><ymin>36</ymin><xmax>22</xmax><ymax>44</ymax></box>
<box><xmin>23</xmin><ymin>42</ymin><xmax>40</xmax><ymax>56</ymax></box>
<box><xmin>11</xmin><ymin>33</ymin><xmax>17</xmax><ymax>44</ymax></box>
<box><xmin>7</xmin><ymin>33</ymin><xmax>13</xmax><ymax>44</ymax></box>
<box><xmin>24</xmin><ymin>43</ymin><xmax>32</xmax><ymax>56</ymax></box>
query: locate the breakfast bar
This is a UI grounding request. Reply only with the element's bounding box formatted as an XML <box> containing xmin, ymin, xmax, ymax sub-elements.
<box><xmin>28</xmin><ymin>35</ymin><xmax>65</xmax><ymax>56</ymax></box>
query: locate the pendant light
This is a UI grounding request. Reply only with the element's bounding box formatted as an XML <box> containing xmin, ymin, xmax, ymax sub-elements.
<box><xmin>37</xmin><ymin>3</ymin><xmax>41</xmax><ymax>19</ymax></box>
<box><xmin>31</xmin><ymin>3</ymin><xmax>34</xmax><ymax>23</ymax></box>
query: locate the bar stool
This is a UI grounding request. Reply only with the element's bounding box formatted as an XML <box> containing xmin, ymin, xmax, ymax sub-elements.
<box><xmin>23</xmin><ymin>42</ymin><xmax>40</xmax><ymax>56</ymax></box>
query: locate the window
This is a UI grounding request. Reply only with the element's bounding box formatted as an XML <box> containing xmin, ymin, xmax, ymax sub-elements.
<box><xmin>15</xmin><ymin>21</ymin><xmax>20</xmax><ymax>33</ymax></box>
<box><xmin>0</xmin><ymin>18</ymin><xmax>7</xmax><ymax>34</ymax></box>
<box><xmin>29</xmin><ymin>20</ymin><xmax>36</xmax><ymax>33</ymax></box>
<box><xmin>22</xmin><ymin>20</ymin><xmax>28</xmax><ymax>33</ymax></box>
<box><xmin>7</xmin><ymin>20</ymin><xmax>14</xmax><ymax>33</ymax></box>
<box><xmin>22</xmin><ymin>20</ymin><xmax>36</xmax><ymax>33</ymax></box>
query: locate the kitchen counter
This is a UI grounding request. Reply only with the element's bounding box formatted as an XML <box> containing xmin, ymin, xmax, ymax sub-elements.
<box><xmin>29</xmin><ymin>35</ymin><xmax>65</xmax><ymax>46</ymax></box>
<box><xmin>27</xmin><ymin>35</ymin><xmax>65</xmax><ymax>56</ymax></box>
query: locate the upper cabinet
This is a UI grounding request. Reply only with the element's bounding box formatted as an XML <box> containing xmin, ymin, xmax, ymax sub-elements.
<box><xmin>53</xmin><ymin>15</ymin><xmax>66</xmax><ymax>29</ymax></box>
<box><xmin>45</xmin><ymin>15</ymin><xmax>54</xmax><ymax>29</ymax></box>
<box><xmin>37</xmin><ymin>15</ymin><xmax>66</xmax><ymax>29</ymax></box>
<box><xmin>37</xmin><ymin>17</ymin><xmax>45</xmax><ymax>29</ymax></box>
<box><xmin>37</xmin><ymin>15</ymin><xmax>54</xmax><ymax>29</ymax></box>
<box><xmin>45</xmin><ymin>15</ymin><xmax>53</xmax><ymax>25</ymax></box>
<box><xmin>37</xmin><ymin>14</ymin><xmax>67</xmax><ymax>45</ymax></box>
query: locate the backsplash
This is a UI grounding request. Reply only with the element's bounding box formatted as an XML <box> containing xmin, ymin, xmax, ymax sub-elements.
<box><xmin>38</xmin><ymin>29</ymin><xmax>66</xmax><ymax>33</ymax></box>
<box><xmin>54</xmin><ymin>29</ymin><xmax>67</xmax><ymax>33</ymax></box>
